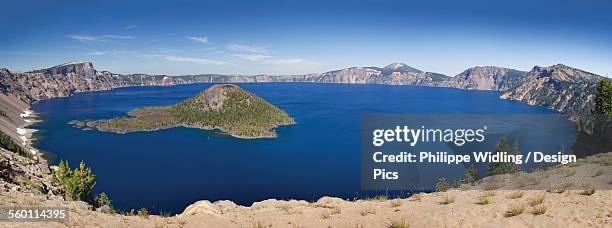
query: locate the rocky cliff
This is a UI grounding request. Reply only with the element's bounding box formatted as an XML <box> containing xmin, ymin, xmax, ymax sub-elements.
<box><xmin>313</xmin><ymin>63</ymin><xmax>450</xmax><ymax>86</ymax></box>
<box><xmin>500</xmin><ymin>64</ymin><xmax>603</xmax><ymax>116</ymax></box>
<box><xmin>445</xmin><ymin>66</ymin><xmax>527</xmax><ymax>90</ymax></box>
<box><xmin>0</xmin><ymin>61</ymin><xmax>605</xmax><ymax>116</ymax></box>
<box><xmin>0</xmin><ymin>62</ymin><xmax>322</xmax><ymax>104</ymax></box>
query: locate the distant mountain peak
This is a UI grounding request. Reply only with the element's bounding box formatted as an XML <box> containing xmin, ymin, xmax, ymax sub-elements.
<box><xmin>466</xmin><ymin>66</ymin><xmax>506</xmax><ymax>70</ymax></box>
<box><xmin>58</xmin><ymin>61</ymin><xmax>93</xmax><ymax>67</ymax></box>
<box><xmin>550</xmin><ymin>63</ymin><xmax>581</xmax><ymax>70</ymax></box>
<box><xmin>384</xmin><ymin>63</ymin><xmax>407</xmax><ymax>69</ymax></box>
<box><xmin>527</xmin><ymin>63</ymin><xmax>601</xmax><ymax>82</ymax></box>
<box><xmin>382</xmin><ymin>63</ymin><xmax>421</xmax><ymax>73</ymax></box>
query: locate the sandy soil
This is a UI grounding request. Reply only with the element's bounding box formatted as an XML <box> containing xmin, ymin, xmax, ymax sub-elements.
<box><xmin>1</xmin><ymin>153</ymin><xmax>609</xmax><ymax>228</ymax></box>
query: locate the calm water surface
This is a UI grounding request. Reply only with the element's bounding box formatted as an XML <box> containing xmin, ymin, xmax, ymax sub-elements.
<box><xmin>31</xmin><ymin>83</ymin><xmax>573</xmax><ymax>213</ymax></box>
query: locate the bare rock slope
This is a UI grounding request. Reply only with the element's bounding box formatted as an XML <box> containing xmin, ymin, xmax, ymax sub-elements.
<box><xmin>501</xmin><ymin>64</ymin><xmax>603</xmax><ymax>116</ymax></box>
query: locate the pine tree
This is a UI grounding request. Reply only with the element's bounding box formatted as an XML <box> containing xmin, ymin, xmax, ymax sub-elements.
<box><xmin>593</xmin><ymin>79</ymin><xmax>612</xmax><ymax>117</ymax></box>
<box><xmin>488</xmin><ymin>137</ymin><xmax>512</xmax><ymax>175</ymax></box>
<box><xmin>510</xmin><ymin>138</ymin><xmax>521</xmax><ymax>173</ymax></box>
<box><xmin>464</xmin><ymin>164</ymin><xmax>478</xmax><ymax>184</ymax></box>
<box><xmin>52</xmin><ymin>160</ymin><xmax>96</xmax><ymax>201</ymax></box>
<box><xmin>435</xmin><ymin>177</ymin><xmax>450</xmax><ymax>192</ymax></box>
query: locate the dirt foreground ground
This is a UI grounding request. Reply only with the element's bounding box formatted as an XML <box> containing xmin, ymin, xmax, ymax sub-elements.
<box><xmin>1</xmin><ymin>153</ymin><xmax>610</xmax><ymax>228</ymax></box>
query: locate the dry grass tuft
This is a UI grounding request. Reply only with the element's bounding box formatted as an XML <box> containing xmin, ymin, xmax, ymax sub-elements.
<box><xmin>509</xmin><ymin>191</ymin><xmax>524</xmax><ymax>199</ymax></box>
<box><xmin>580</xmin><ymin>186</ymin><xmax>596</xmax><ymax>196</ymax></box>
<box><xmin>321</xmin><ymin>207</ymin><xmax>341</xmax><ymax>219</ymax></box>
<box><xmin>390</xmin><ymin>198</ymin><xmax>403</xmax><ymax>208</ymax></box>
<box><xmin>478</xmin><ymin>196</ymin><xmax>491</xmax><ymax>205</ymax></box>
<box><xmin>177</xmin><ymin>219</ymin><xmax>186</xmax><ymax>228</ymax></box>
<box><xmin>547</xmin><ymin>183</ymin><xmax>572</xmax><ymax>194</ymax></box>
<box><xmin>387</xmin><ymin>219</ymin><xmax>409</xmax><ymax>228</ymax></box>
<box><xmin>408</xmin><ymin>194</ymin><xmax>422</xmax><ymax>202</ymax></box>
<box><xmin>440</xmin><ymin>194</ymin><xmax>455</xmax><ymax>205</ymax></box>
<box><xmin>528</xmin><ymin>195</ymin><xmax>545</xmax><ymax>206</ymax></box>
<box><xmin>360</xmin><ymin>207</ymin><xmax>376</xmax><ymax>216</ymax></box>
<box><xmin>505</xmin><ymin>204</ymin><xmax>525</xmax><ymax>217</ymax></box>
<box><xmin>532</xmin><ymin>205</ymin><xmax>547</xmax><ymax>215</ymax></box>
<box><xmin>366</xmin><ymin>195</ymin><xmax>388</xmax><ymax>202</ymax></box>
<box><xmin>483</xmin><ymin>190</ymin><xmax>496</xmax><ymax>197</ymax></box>
<box><xmin>252</xmin><ymin>220</ymin><xmax>265</xmax><ymax>228</ymax></box>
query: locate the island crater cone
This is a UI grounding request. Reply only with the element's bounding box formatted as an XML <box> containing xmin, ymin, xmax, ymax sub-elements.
<box><xmin>70</xmin><ymin>84</ymin><xmax>295</xmax><ymax>138</ymax></box>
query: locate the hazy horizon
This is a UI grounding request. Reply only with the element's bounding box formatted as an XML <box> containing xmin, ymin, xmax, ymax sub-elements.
<box><xmin>1</xmin><ymin>0</ymin><xmax>611</xmax><ymax>77</ymax></box>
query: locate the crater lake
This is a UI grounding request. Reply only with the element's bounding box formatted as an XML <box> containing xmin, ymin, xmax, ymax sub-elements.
<box><xmin>31</xmin><ymin>83</ymin><xmax>575</xmax><ymax>213</ymax></box>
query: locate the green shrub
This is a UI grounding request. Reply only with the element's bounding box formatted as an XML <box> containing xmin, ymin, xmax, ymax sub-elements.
<box><xmin>53</xmin><ymin>160</ymin><xmax>96</xmax><ymax>201</ymax></box>
<box><xmin>435</xmin><ymin>177</ymin><xmax>450</xmax><ymax>192</ymax></box>
<box><xmin>94</xmin><ymin>192</ymin><xmax>112</xmax><ymax>208</ymax></box>
<box><xmin>137</xmin><ymin>207</ymin><xmax>149</xmax><ymax>218</ymax></box>
<box><xmin>464</xmin><ymin>164</ymin><xmax>478</xmax><ymax>184</ymax></box>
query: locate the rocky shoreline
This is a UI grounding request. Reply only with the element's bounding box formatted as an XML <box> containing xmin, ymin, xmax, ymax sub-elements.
<box><xmin>70</xmin><ymin>121</ymin><xmax>284</xmax><ymax>139</ymax></box>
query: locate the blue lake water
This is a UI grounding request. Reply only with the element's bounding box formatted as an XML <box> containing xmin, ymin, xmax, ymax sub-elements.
<box><xmin>31</xmin><ymin>83</ymin><xmax>574</xmax><ymax>214</ymax></box>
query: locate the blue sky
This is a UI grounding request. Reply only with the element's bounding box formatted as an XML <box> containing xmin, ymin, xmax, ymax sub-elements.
<box><xmin>1</xmin><ymin>0</ymin><xmax>611</xmax><ymax>76</ymax></box>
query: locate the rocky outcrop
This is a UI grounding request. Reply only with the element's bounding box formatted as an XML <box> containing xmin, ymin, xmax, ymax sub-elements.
<box><xmin>445</xmin><ymin>66</ymin><xmax>527</xmax><ymax>90</ymax></box>
<box><xmin>0</xmin><ymin>147</ymin><xmax>58</xmax><ymax>196</ymax></box>
<box><xmin>44</xmin><ymin>61</ymin><xmax>96</xmax><ymax>79</ymax></box>
<box><xmin>501</xmin><ymin>64</ymin><xmax>603</xmax><ymax>116</ymax></box>
<box><xmin>316</xmin><ymin>67</ymin><xmax>383</xmax><ymax>83</ymax></box>
<box><xmin>313</xmin><ymin>63</ymin><xmax>450</xmax><ymax>86</ymax></box>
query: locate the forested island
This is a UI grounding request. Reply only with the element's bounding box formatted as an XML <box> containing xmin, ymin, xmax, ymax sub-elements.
<box><xmin>69</xmin><ymin>84</ymin><xmax>295</xmax><ymax>138</ymax></box>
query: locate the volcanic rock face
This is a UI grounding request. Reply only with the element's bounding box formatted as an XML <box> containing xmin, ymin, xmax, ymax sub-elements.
<box><xmin>46</xmin><ymin>61</ymin><xmax>96</xmax><ymax>79</ymax></box>
<box><xmin>0</xmin><ymin>61</ymin><xmax>605</xmax><ymax>116</ymax></box>
<box><xmin>447</xmin><ymin>66</ymin><xmax>527</xmax><ymax>90</ymax></box>
<box><xmin>316</xmin><ymin>67</ymin><xmax>384</xmax><ymax>83</ymax></box>
<box><xmin>500</xmin><ymin>64</ymin><xmax>603</xmax><ymax>116</ymax></box>
<box><xmin>0</xmin><ymin>62</ymin><xmax>318</xmax><ymax>103</ymax></box>
<box><xmin>314</xmin><ymin>63</ymin><xmax>450</xmax><ymax>86</ymax></box>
